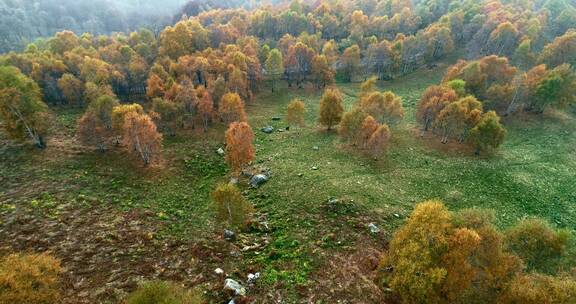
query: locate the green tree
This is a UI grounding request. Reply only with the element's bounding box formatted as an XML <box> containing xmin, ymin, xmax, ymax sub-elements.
<box><xmin>212</xmin><ymin>183</ymin><xmax>254</xmax><ymax>229</ymax></box>
<box><xmin>265</xmin><ymin>48</ymin><xmax>284</xmax><ymax>92</ymax></box>
<box><xmin>505</xmin><ymin>218</ymin><xmax>570</xmax><ymax>272</ymax></box>
<box><xmin>533</xmin><ymin>64</ymin><xmax>576</xmax><ymax>112</ymax></box>
<box><xmin>0</xmin><ymin>66</ymin><xmax>51</xmax><ymax>148</ymax></box>
<box><xmin>468</xmin><ymin>111</ymin><xmax>506</xmax><ymax>155</ymax></box>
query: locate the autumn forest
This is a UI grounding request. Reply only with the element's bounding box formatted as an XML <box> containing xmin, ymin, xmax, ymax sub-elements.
<box><xmin>0</xmin><ymin>0</ymin><xmax>575</xmax><ymax>303</ymax></box>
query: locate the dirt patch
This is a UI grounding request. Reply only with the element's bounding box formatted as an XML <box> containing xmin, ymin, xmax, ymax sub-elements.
<box><xmin>307</xmin><ymin>237</ymin><xmax>388</xmax><ymax>304</ymax></box>
<box><xmin>0</xmin><ymin>202</ymin><xmax>236</xmax><ymax>303</ymax></box>
<box><xmin>412</xmin><ymin>128</ymin><xmax>476</xmax><ymax>156</ymax></box>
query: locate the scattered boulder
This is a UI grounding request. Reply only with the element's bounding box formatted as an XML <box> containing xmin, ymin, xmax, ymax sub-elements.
<box><xmin>277</xmin><ymin>128</ymin><xmax>284</xmax><ymax>132</ymax></box>
<box><xmin>285</xmin><ymin>126</ymin><xmax>290</xmax><ymax>131</ymax></box>
<box><xmin>224</xmin><ymin>229</ymin><xmax>236</xmax><ymax>242</ymax></box>
<box><xmin>247</xmin><ymin>272</ymin><xmax>260</xmax><ymax>284</ymax></box>
<box><xmin>368</xmin><ymin>223</ymin><xmax>380</xmax><ymax>234</ymax></box>
<box><xmin>214</xmin><ymin>268</ymin><xmax>224</xmax><ymax>275</ymax></box>
<box><xmin>224</xmin><ymin>279</ymin><xmax>246</xmax><ymax>296</ymax></box>
<box><xmin>261</xmin><ymin>126</ymin><xmax>274</xmax><ymax>134</ymax></box>
<box><xmin>297</xmin><ymin>173</ymin><xmax>303</xmax><ymax>177</ymax></box>
<box><xmin>250</xmin><ymin>174</ymin><xmax>269</xmax><ymax>188</ymax></box>
<box><xmin>217</xmin><ymin>148</ymin><xmax>225</xmax><ymax>155</ymax></box>
<box><xmin>311</xmin><ymin>166</ymin><xmax>318</xmax><ymax>170</ymax></box>
<box><xmin>271</xmin><ymin>116</ymin><xmax>281</xmax><ymax>121</ymax></box>
<box><xmin>393</xmin><ymin>213</ymin><xmax>401</xmax><ymax>218</ymax></box>
<box><xmin>313</xmin><ymin>146</ymin><xmax>319</xmax><ymax>151</ymax></box>
<box><xmin>229</xmin><ymin>177</ymin><xmax>239</xmax><ymax>185</ymax></box>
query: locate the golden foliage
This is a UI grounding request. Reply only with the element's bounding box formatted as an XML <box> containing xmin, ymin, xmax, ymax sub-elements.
<box><xmin>286</xmin><ymin>99</ymin><xmax>306</xmax><ymax>127</ymax></box>
<box><xmin>318</xmin><ymin>87</ymin><xmax>344</xmax><ymax>130</ymax></box>
<box><xmin>212</xmin><ymin>183</ymin><xmax>254</xmax><ymax>228</ymax></box>
<box><xmin>0</xmin><ymin>252</ymin><xmax>63</xmax><ymax>304</ymax></box>
<box><xmin>219</xmin><ymin>92</ymin><xmax>247</xmax><ymax>124</ymax></box>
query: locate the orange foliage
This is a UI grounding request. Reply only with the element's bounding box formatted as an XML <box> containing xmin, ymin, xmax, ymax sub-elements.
<box><xmin>225</xmin><ymin>121</ymin><xmax>255</xmax><ymax>173</ymax></box>
<box><xmin>146</xmin><ymin>73</ymin><xmax>165</xmax><ymax>99</ymax></box>
<box><xmin>359</xmin><ymin>115</ymin><xmax>379</xmax><ymax>148</ymax></box>
<box><xmin>122</xmin><ymin>112</ymin><xmax>163</xmax><ymax>165</ymax></box>
<box><xmin>366</xmin><ymin>124</ymin><xmax>391</xmax><ymax>158</ymax></box>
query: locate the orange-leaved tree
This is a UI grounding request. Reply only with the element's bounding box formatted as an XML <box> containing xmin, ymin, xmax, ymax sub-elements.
<box><xmin>359</xmin><ymin>115</ymin><xmax>379</xmax><ymax>148</ymax></box>
<box><xmin>122</xmin><ymin>112</ymin><xmax>163</xmax><ymax>166</ymax></box>
<box><xmin>197</xmin><ymin>88</ymin><xmax>215</xmax><ymax>132</ymax></box>
<box><xmin>225</xmin><ymin>121</ymin><xmax>255</xmax><ymax>173</ymax></box>
<box><xmin>366</xmin><ymin>124</ymin><xmax>391</xmax><ymax>158</ymax></box>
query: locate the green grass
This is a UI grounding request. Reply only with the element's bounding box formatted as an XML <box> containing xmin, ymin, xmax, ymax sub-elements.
<box><xmin>1</xmin><ymin>63</ymin><xmax>575</xmax><ymax>297</ymax></box>
<box><xmin>248</xmin><ymin>68</ymin><xmax>576</xmax><ymax>233</ymax></box>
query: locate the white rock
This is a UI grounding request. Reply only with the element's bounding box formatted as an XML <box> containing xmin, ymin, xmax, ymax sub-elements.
<box><xmin>368</xmin><ymin>223</ymin><xmax>380</xmax><ymax>234</ymax></box>
<box><xmin>217</xmin><ymin>148</ymin><xmax>225</xmax><ymax>155</ymax></box>
<box><xmin>214</xmin><ymin>268</ymin><xmax>224</xmax><ymax>275</ymax></box>
<box><xmin>224</xmin><ymin>279</ymin><xmax>246</xmax><ymax>296</ymax></box>
<box><xmin>247</xmin><ymin>272</ymin><xmax>260</xmax><ymax>284</ymax></box>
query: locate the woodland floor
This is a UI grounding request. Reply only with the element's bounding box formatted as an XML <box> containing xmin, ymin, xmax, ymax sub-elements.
<box><xmin>1</xmin><ymin>61</ymin><xmax>576</xmax><ymax>303</ymax></box>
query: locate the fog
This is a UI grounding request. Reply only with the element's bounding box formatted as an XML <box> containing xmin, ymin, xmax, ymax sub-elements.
<box><xmin>0</xmin><ymin>0</ymin><xmax>190</xmax><ymax>52</ymax></box>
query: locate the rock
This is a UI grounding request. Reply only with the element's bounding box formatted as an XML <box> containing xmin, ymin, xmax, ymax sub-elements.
<box><xmin>250</xmin><ymin>174</ymin><xmax>269</xmax><ymax>188</ymax></box>
<box><xmin>224</xmin><ymin>229</ymin><xmax>236</xmax><ymax>242</ymax></box>
<box><xmin>247</xmin><ymin>272</ymin><xmax>260</xmax><ymax>284</ymax></box>
<box><xmin>224</xmin><ymin>279</ymin><xmax>246</xmax><ymax>296</ymax></box>
<box><xmin>214</xmin><ymin>268</ymin><xmax>224</xmax><ymax>275</ymax></box>
<box><xmin>313</xmin><ymin>146</ymin><xmax>319</xmax><ymax>151</ymax></box>
<box><xmin>217</xmin><ymin>148</ymin><xmax>225</xmax><ymax>155</ymax></box>
<box><xmin>261</xmin><ymin>126</ymin><xmax>274</xmax><ymax>134</ymax></box>
<box><xmin>393</xmin><ymin>213</ymin><xmax>400</xmax><ymax>218</ymax></box>
<box><xmin>368</xmin><ymin>223</ymin><xmax>380</xmax><ymax>234</ymax></box>
<box><xmin>271</xmin><ymin>116</ymin><xmax>281</xmax><ymax>121</ymax></box>
<box><xmin>297</xmin><ymin>173</ymin><xmax>304</xmax><ymax>177</ymax></box>
<box><xmin>229</xmin><ymin>177</ymin><xmax>239</xmax><ymax>185</ymax></box>
<box><xmin>285</xmin><ymin>126</ymin><xmax>290</xmax><ymax>131</ymax></box>
<box><xmin>311</xmin><ymin>166</ymin><xmax>318</xmax><ymax>170</ymax></box>
<box><xmin>260</xmin><ymin>221</ymin><xmax>270</xmax><ymax>231</ymax></box>
<box><xmin>277</xmin><ymin>128</ymin><xmax>284</xmax><ymax>132</ymax></box>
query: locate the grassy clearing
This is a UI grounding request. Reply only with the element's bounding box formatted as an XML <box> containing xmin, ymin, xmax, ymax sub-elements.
<box><xmin>248</xmin><ymin>66</ymin><xmax>576</xmax><ymax>234</ymax></box>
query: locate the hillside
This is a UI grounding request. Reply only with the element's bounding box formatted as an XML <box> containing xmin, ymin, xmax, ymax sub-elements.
<box><xmin>1</xmin><ymin>0</ymin><xmax>576</xmax><ymax>303</ymax></box>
